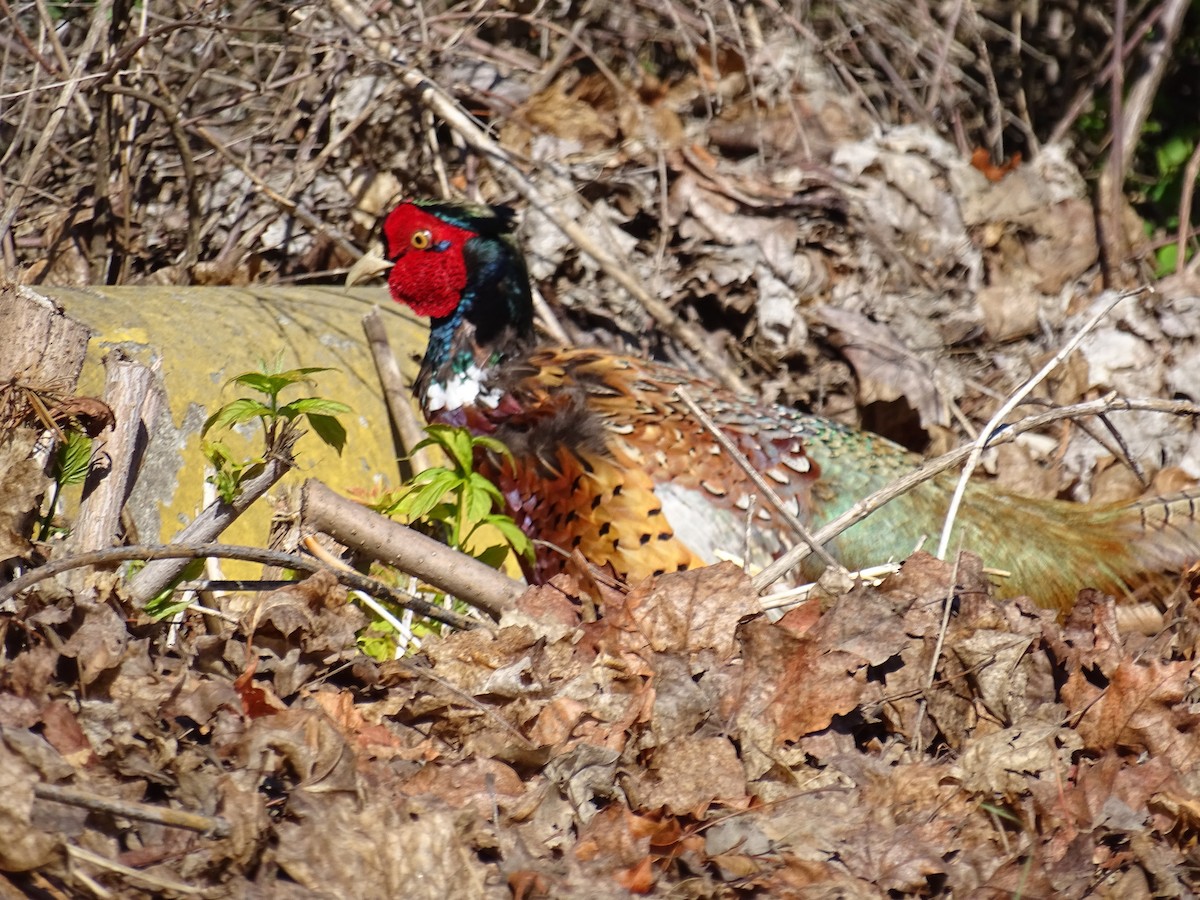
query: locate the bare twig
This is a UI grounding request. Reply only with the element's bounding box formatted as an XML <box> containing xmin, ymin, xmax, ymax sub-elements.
<box><xmin>35</xmin><ymin>782</ymin><xmax>230</xmax><ymax>837</ymax></box>
<box><xmin>0</xmin><ymin>542</ymin><xmax>475</xmax><ymax>629</ymax></box>
<box><xmin>0</xmin><ymin>0</ymin><xmax>109</xmax><ymax>247</ymax></box>
<box><xmin>32</xmin><ymin>0</ymin><xmax>94</xmax><ymax>125</ymax></box>
<box><xmin>531</xmin><ymin>283</ymin><xmax>572</xmax><ymax>346</ymax></box>
<box><xmin>176</xmin><ymin>579</ymin><xmax>301</xmax><ymax>592</ymax></box>
<box><xmin>127</xmin><ymin>454</ymin><xmax>293</xmax><ymax>605</ymax></box>
<box><xmin>188</xmin><ymin>121</ymin><xmax>361</xmax><ymax>260</ymax></box>
<box><xmin>1107</xmin><ymin>0</ymin><xmax>1191</xmax><ymax>186</ymax></box>
<box><xmin>923</xmin><ymin>0</ymin><xmax>964</xmax><ymax>116</ymax></box>
<box><xmin>1046</xmin><ymin>3</ymin><xmax>1169</xmax><ymax>146</ymax></box>
<box><xmin>362</xmin><ymin>307</ymin><xmax>435</xmax><ymax>479</ymax></box>
<box><xmin>1175</xmin><ymin>141</ymin><xmax>1200</xmax><ymax>275</ymax></box>
<box><xmin>65</xmin><ymin>843</ymin><xmax>203</xmax><ymax>896</ymax></box>
<box><xmin>963</xmin><ymin>2</ymin><xmax>1003</xmax><ymax>158</ymax></box>
<box><xmin>934</xmin><ymin>290</ymin><xmax>1131</xmax><ymax>561</ymax></box>
<box><xmin>101</xmin><ymin>81</ymin><xmax>202</xmax><ymax>273</ymax></box>
<box><xmin>912</xmin><ymin>540</ymin><xmax>964</xmax><ymax>755</ymax></box>
<box><xmin>1097</xmin><ymin>0</ymin><xmax>1190</xmax><ymax>273</ymax></box>
<box><xmin>1103</xmin><ymin>0</ymin><xmax>1128</xmax><ymax>273</ymax></box>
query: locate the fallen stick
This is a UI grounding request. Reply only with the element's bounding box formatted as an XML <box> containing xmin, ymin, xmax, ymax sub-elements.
<box><xmin>300</xmin><ymin>478</ymin><xmax>524</xmax><ymax>620</ymax></box>
<box><xmin>35</xmin><ymin>782</ymin><xmax>230</xmax><ymax>838</ymax></box>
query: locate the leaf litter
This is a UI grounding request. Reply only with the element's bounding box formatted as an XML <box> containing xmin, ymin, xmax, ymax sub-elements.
<box><xmin>2</xmin><ymin>548</ymin><xmax>1200</xmax><ymax>895</ymax></box>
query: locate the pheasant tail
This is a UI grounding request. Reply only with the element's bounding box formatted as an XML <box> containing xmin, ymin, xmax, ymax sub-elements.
<box><xmin>946</xmin><ymin>486</ymin><xmax>1200</xmax><ymax>612</ymax></box>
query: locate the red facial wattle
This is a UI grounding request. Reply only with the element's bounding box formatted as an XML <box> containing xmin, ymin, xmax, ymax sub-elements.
<box><xmin>381</xmin><ymin>202</ymin><xmax>476</xmax><ymax>319</ymax></box>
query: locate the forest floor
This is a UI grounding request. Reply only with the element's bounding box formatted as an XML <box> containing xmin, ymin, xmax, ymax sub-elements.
<box><xmin>3</xmin><ymin>1</ymin><xmax>1200</xmax><ymax>896</ymax></box>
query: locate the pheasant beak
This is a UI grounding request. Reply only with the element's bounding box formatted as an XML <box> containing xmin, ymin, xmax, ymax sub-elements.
<box><xmin>344</xmin><ymin>251</ymin><xmax>392</xmax><ymax>287</ymax></box>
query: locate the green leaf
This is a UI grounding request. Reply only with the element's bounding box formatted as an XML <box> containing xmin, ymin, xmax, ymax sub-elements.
<box><xmin>143</xmin><ymin>559</ymin><xmax>206</xmax><ymax>619</ymax></box>
<box><xmin>306</xmin><ymin>414</ymin><xmax>347</xmax><ymax>454</ymax></box>
<box><xmin>407</xmin><ymin>466</ymin><xmax>460</xmax><ymax>488</ymax></box>
<box><xmin>462</xmin><ymin>480</ymin><xmax>495</xmax><ymax>524</ymax></box>
<box><xmin>55</xmin><ymin>430</ymin><xmax>93</xmax><ymax>487</ymax></box>
<box><xmin>471</xmin><ymin>434</ymin><xmax>513</xmax><ymax>465</ymax></box>
<box><xmin>462</xmin><ymin>473</ymin><xmax>504</xmax><ymax>527</ymax></box>
<box><xmin>472</xmin><ymin>544</ymin><xmax>511</xmax><ymax>570</ymax></box>
<box><xmin>203</xmin><ymin>398</ymin><xmax>271</xmax><ymax>435</ymax></box>
<box><xmin>422</xmin><ymin>501</ymin><xmax>457</xmax><ymax>526</ymax></box>
<box><xmin>209</xmin><ymin>467</ymin><xmax>242</xmax><ymax>504</ymax></box>
<box><xmin>409</xmin><ymin>437</ymin><xmax>439</xmax><ymax>460</ymax></box>
<box><xmin>1156</xmin><ymin>243</ymin><xmax>1179</xmax><ymax>277</ymax></box>
<box><xmin>145</xmin><ymin>594</ymin><xmax>197</xmax><ymax>620</ymax></box>
<box><xmin>201</xmin><ymin>439</ymin><xmax>234</xmax><ymax>468</ymax></box>
<box><xmin>1156</xmin><ymin>135</ymin><xmax>1194</xmax><ymax>175</ymax></box>
<box><xmin>358</xmin><ymin>628</ymin><xmax>398</xmax><ymax>662</ymax></box>
<box><xmin>230</xmin><ymin>372</ymin><xmax>279</xmax><ymax>394</ymax></box>
<box><xmin>272</xmin><ymin>365</ymin><xmax>333</xmax><ymax>382</ymax></box>
<box><xmin>391</xmin><ymin>471</ymin><xmax>459</xmax><ymax>520</ymax></box>
<box><xmin>237</xmin><ymin>460</ymin><xmax>267</xmax><ymax>483</ymax></box>
<box><xmin>446</xmin><ymin>429</ymin><xmax>477</xmax><ymax>472</ymax></box>
<box><xmin>465</xmin><ymin>471</ymin><xmax>504</xmax><ymax>504</ymax></box>
<box><xmin>286</xmin><ymin>397</ymin><xmax>352</xmax><ymax>416</ymax></box>
<box><xmin>419</xmin><ymin>424</ymin><xmax>475</xmax><ymax>473</ymax></box>
<box><xmin>243</xmin><ymin>367</ymin><xmax>330</xmax><ymax>397</ymax></box>
<box><xmin>482</xmin><ymin>515</ymin><xmax>535</xmax><ymax>562</ymax></box>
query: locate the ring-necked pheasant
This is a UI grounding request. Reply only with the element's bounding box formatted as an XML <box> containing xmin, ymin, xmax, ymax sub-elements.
<box><xmin>348</xmin><ymin>198</ymin><xmax>1200</xmax><ymax>613</ymax></box>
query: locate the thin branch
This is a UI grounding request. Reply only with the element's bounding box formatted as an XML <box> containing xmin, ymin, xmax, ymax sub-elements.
<box><xmin>1175</xmin><ymin>140</ymin><xmax>1200</xmax><ymax>275</ymax></box>
<box><xmin>101</xmin><ymin>82</ymin><xmax>202</xmax><ymax>273</ymax></box>
<box><xmin>923</xmin><ymin>0</ymin><xmax>964</xmax><ymax>115</ymax></box>
<box><xmin>0</xmin><ymin>0</ymin><xmax>109</xmax><ymax>246</ymax></box>
<box><xmin>301</xmin><ymin>478</ymin><xmax>525</xmax><ymax>620</ymax></box>
<box><xmin>1097</xmin><ymin>0</ymin><xmax>1190</xmax><ymax>273</ymax></box>
<box><xmin>127</xmin><ymin>454</ymin><xmax>294</xmax><ymax>605</ymax></box>
<box><xmin>362</xmin><ymin>307</ymin><xmax>435</xmax><ymax>480</ymax></box>
<box><xmin>65</xmin><ymin>843</ymin><xmax>203</xmax><ymax>896</ymax></box>
<box><xmin>934</xmin><ymin>289</ymin><xmax>1131</xmax><ymax>561</ymax></box>
<box><xmin>187</xmin><ymin>121</ymin><xmax>361</xmax><ymax>260</ymax></box>
<box><xmin>0</xmin><ymin>543</ymin><xmax>477</xmax><ymax>630</ymax></box>
<box><xmin>35</xmin><ymin>783</ymin><xmax>229</xmax><ymax>837</ymax></box>
<box><xmin>912</xmin><ymin>539</ymin><xmax>964</xmax><ymax>755</ymax></box>
<box><xmin>1106</xmin><ymin>0</ymin><xmax>1190</xmax><ymax>187</ymax></box>
<box><xmin>1104</xmin><ymin>0</ymin><xmax>1128</xmax><ymax>273</ymax></box>
<box><xmin>1047</xmin><ymin>2</ymin><xmax>1169</xmax><ymax>146</ymax></box>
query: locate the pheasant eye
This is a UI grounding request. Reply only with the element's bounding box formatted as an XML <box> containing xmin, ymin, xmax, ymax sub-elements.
<box><xmin>410</xmin><ymin>230</ymin><xmax>433</xmax><ymax>250</ymax></box>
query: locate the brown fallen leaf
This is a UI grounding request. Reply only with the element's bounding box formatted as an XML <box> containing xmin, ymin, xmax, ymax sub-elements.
<box><xmin>59</xmin><ymin>603</ymin><xmax>129</xmax><ymax>687</ymax></box>
<box><xmin>630</xmin><ymin>736</ymin><xmax>747</xmax><ymax>815</ymax></box>
<box><xmin>815</xmin><ymin>305</ymin><xmax>946</xmax><ymax>430</ymax></box>
<box><xmin>1072</xmin><ymin>657</ymin><xmax>1200</xmax><ymax>764</ymax></box>
<box><xmin>734</xmin><ymin>617</ymin><xmax>866</xmax><ymax>743</ymax></box>
<box><xmin>616</xmin><ymin>562</ymin><xmax>759</xmax><ymax>661</ymax></box>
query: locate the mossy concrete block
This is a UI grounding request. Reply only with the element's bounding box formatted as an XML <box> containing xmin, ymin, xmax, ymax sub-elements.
<box><xmin>40</xmin><ymin>285</ymin><xmax>427</xmax><ymax>551</ymax></box>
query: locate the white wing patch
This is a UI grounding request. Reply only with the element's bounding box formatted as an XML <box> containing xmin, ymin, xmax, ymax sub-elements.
<box><xmin>425</xmin><ymin>364</ymin><xmax>502</xmax><ymax>412</ymax></box>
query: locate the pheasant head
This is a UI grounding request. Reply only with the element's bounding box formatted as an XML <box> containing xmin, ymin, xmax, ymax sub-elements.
<box><xmin>349</xmin><ymin>199</ymin><xmax>535</xmax><ymax>414</ymax></box>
